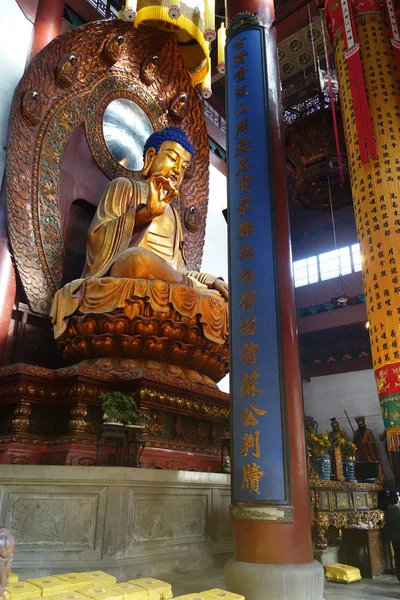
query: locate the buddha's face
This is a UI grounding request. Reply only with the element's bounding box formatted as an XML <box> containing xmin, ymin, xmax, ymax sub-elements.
<box><xmin>332</xmin><ymin>422</ymin><xmax>339</xmax><ymax>432</ymax></box>
<box><xmin>142</xmin><ymin>141</ymin><xmax>192</xmax><ymax>190</ymax></box>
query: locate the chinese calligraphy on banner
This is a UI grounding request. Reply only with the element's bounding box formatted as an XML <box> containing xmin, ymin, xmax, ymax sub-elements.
<box><xmin>226</xmin><ymin>27</ymin><xmax>287</xmax><ymax>503</ymax></box>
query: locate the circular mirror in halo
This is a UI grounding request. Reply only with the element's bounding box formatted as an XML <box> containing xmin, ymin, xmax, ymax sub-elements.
<box><xmin>103</xmin><ymin>98</ymin><xmax>154</xmax><ymax>171</ymax></box>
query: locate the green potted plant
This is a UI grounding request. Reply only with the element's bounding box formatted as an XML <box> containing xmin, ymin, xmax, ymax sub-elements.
<box><xmin>100</xmin><ymin>392</ymin><xmax>150</xmax><ymax>427</ymax></box>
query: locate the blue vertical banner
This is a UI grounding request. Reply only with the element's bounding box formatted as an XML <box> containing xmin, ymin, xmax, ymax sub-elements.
<box><xmin>227</xmin><ymin>27</ymin><xmax>289</xmax><ymax>506</ymax></box>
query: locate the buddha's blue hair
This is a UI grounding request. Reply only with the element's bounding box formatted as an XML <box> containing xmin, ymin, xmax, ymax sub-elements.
<box><xmin>143</xmin><ymin>127</ymin><xmax>194</xmax><ymax>159</ymax></box>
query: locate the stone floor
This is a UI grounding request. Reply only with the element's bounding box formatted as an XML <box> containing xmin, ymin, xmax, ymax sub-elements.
<box><xmin>168</xmin><ymin>568</ymin><xmax>400</xmax><ymax>599</ymax></box>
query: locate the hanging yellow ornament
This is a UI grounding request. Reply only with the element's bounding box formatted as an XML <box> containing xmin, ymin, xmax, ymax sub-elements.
<box><xmin>120</xmin><ymin>0</ymin><xmax>137</xmax><ymax>21</ymax></box>
<box><xmin>217</xmin><ymin>22</ymin><xmax>226</xmax><ymax>74</ymax></box>
<box><xmin>134</xmin><ymin>1</ymin><xmax>210</xmax><ymax>86</ymax></box>
<box><xmin>204</xmin><ymin>0</ymin><xmax>216</xmax><ymax>42</ymax></box>
<box><xmin>201</xmin><ymin>51</ymin><xmax>212</xmax><ymax>98</ymax></box>
<box><xmin>168</xmin><ymin>0</ymin><xmax>181</xmax><ymax>19</ymax></box>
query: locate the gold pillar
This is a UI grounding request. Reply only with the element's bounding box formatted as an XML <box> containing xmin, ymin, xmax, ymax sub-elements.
<box><xmin>325</xmin><ymin>0</ymin><xmax>400</xmax><ymax>450</ymax></box>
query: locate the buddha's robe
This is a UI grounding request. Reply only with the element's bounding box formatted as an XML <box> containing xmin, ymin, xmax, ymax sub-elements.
<box><xmin>50</xmin><ymin>177</ymin><xmax>228</xmax><ymax>343</ymax></box>
<box><xmin>82</xmin><ymin>176</ymin><xmax>219</xmax><ymax>289</ymax></box>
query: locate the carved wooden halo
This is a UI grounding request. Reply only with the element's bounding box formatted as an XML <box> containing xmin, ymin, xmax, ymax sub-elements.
<box><xmin>85</xmin><ymin>75</ymin><xmax>168</xmax><ymax>181</ymax></box>
<box><xmin>6</xmin><ymin>20</ymin><xmax>209</xmax><ymax>316</ymax></box>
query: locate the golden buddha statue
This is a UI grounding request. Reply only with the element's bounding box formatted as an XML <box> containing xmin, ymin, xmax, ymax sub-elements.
<box><xmin>51</xmin><ymin>127</ymin><xmax>229</xmax><ymax>376</ymax></box>
<box><xmin>82</xmin><ymin>127</ymin><xmax>228</xmax><ymax>298</ymax></box>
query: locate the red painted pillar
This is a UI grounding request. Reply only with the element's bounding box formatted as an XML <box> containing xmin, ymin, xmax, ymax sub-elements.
<box><xmin>28</xmin><ymin>0</ymin><xmax>65</xmax><ymax>63</ymax></box>
<box><xmin>224</xmin><ymin>1</ymin><xmax>324</xmax><ymax>598</ymax></box>
<box><xmin>0</xmin><ymin>182</ymin><xmax>16</xmax><ymax>366</ymax></box>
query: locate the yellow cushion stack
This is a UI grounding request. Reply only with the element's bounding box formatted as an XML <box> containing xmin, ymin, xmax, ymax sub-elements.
<box><xmin>7</xmin><ymin>582</ymin><xmax>42</xmax><ymax>600</ymax></box>
<box><xmin>9</xmin><ymin>574</ymin><xmax>19</xmax><ymax>583</ymax></box>
<box><xmin>172</xmin><ymin>595</ymin><xmax>210</xmax><ymax>600</ymax></box>
<box><xmin>112</xmin><ymin>584</ymin><xmax>148</xmax><ymax>600</ymax></box>
<box><xmin>204</xmin><ymin>591</ymin><xmax>244</xmax><ymax>600</ymax></box>
<box><xmin>83</xmin><ymin>574</ymin><xmax>117</xmax><ymax>588</ymax></box>
<box><xmin>127</xmin><ymin>579</ymin><xmax>172</xmax><ymax>600</ymax></box>
<box><xmin>48</xmin><ymin>593</ymin><xmax>90</xmax><ymax>600</ymax></box>
<box><xmin>53</xmin><ymin>575</ymin><xmax>94</xmax><ymax>591</ymax></box>
<box><xmin>324</xmin><ymin>563</ymin><xmax>361</xmax><ymax>584</ymax></box>
<box><xmin>80</xmin><ymin>589</ymin><xmax>123</xmax><ymax>600</ymax></box>
<box><xmin>26</xmin><ymin>577</ymin><xmax>71</xmax><ymax>597</ymax></box>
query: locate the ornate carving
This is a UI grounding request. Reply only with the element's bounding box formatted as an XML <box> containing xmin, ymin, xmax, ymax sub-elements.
<box><xmin>0</xmin><ymin>528</ymin><xmax>14</xmax><ymax>597</ymax></box>
<box><xmin>227</xmin><ymin>12</ymin><xmax>260</xmax><ymax>40</ymax></box>
<box><xmin>140</xmin><ymin>54</ymin><xmax>160</xmax><ymax>86</ymax></box>
<box><xmin>136</xmin><ymin>386</ymin><xmax>229</xmax><ymax>421</ymax></box>
<box><xmin>184</xmin><ymin>206</ymin><xmax>201</xmax><ymax>233</ymax></box>
<box><xmin>133</xmin><ymin>498</ymin><xmax>206</xmax><ymax>541</ymax></box>
<box><xmin>313</xmin><ymin>508</ymin><xmax>384</xmax><ymax>549</ymax></box>
<box><xmin>59</xmin><ymin>310</ymin><xmax>229</xmax><ymax>383</ymax></box>
<box><xmin>11</xmin><ymin>402</ymin><xmax>31</xmax><ymax>433</ymax></box>
<box><xmin>10</xmin><ymin>496</ymin><xmax>96</xmax><ymax>547</ymax></box>
<box><xmin>169</xmin><ymin>92</ymin><xmax>189</xmax><ymax>122</ymax></box>
<box><xmin>55</xmin><ymin>54</ymin><xmax>79</xmax><ymax>88</ymax></box>
<box><xmin>309</xmin><ymin>478</ymin><xmax>381</xmax><ymax>491</ymax></box>
<box><xmin>7</xmin><ymin>20</ymin><xmax>209</xmax><ymax>315</ymax></box>
<box><xmin>102</xmin><ymin>33</ymin><xmax>125</xmax><ymax>66</ymax></box>
<box><xmin>21</xmin><ymin>90</ymin><xmax>42</xmax><ymax>127</ymax></box>
<box><xmin>230</xmin><ymin>504</ymin><xmax>294</xmax><ymax>522</ymax></box>
<box><xmin>69</xmin><ymin>403</ymin><xmax>88</xmax><ymax>434</ymax></box>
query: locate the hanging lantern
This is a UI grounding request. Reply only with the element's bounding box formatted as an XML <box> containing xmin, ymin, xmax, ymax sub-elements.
<box><xmin>134</xmin><ymin>1</ymin><xmax>210</xmax><ymax>86</ymax></box>
<box><xmin>217</xmin><ymin>22</ymin><xmax>226</xmax><ymax>74</ymax></box>
<box><xmin>204</xmin><ymin>0</ymin><xmax>216</xmax><ymax>42</ymax></box>
<box><xmin>168</xmin><ymin>0</ymin><xmax>181</xmax><ymax>19</ymax></box>
<box><xmin>201</xmin><ymin>52</ymin><xmax>212</xmax><ymax>98</ymax></box>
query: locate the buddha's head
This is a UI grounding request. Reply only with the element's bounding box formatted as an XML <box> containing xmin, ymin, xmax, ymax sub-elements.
<box><xmin>142</xmin><ymin>126</ymin><xmax>194</xmax><ymax>190</ymax></box>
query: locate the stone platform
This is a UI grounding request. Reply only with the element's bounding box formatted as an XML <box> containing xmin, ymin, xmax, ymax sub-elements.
<box><xmin>0</xmin><ymin>466</ymin><xmax>232</xmax><ymax>579</ymax></box>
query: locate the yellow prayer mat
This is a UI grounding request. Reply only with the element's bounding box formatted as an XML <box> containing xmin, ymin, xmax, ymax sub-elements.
<box><xmin>45</xmin><ymin>593</ymin><xmax>90</xmax><ymax>600</ymax></box>
<box><xmin>324</xmin><ymin>563</ymin><xmax>361</xmax><ymax>584</ymax></box>
<box><xmin>53</xmin><ymin>575</ymin><xmax>94</xmax><ymax>591</ymax></box>
<box><xmin>80</xmin><ymin>588</ymin><xmax>123</xmax><ymax>600</ymax></box>
<box><xmin>25</xmin><ymin>578</ymin><xmax>71</xmax><ymax>597</ymax></box>
<box><xmin>112</xmin><ymin>584</ymin><xmax>148</xmax><ymax>600</ymax></box>
<box><xmin>202</xmin><ymin>591</ymin><xmax>244</xmax><ymax>600</ymax></box>
<box><xmin>6</xmin><ymin>582</ymin><xmax>42</xmax><ymax>600</ymax></box>
<box><xmin>127</xmin><ymin>579</ymin><xmax>172</xmax><ymax>600</ymax></box>
<box><xmin>82</xmin><ymin>573</ymin><xmax>117</xmax><ymax>588</ymax></box>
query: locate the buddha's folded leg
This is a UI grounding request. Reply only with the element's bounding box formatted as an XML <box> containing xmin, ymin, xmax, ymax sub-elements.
<box><xmin>110</xmin><ymin>247</ymin><xmax>187</xmax><ymax>284</ymax></box>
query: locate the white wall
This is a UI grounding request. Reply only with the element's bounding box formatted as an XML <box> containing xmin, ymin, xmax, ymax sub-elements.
<box><xmin>303</xmin><ymin>369</ymin><xmax>392</xmax><ymax>478</ymax></box>
<box><xmin>202</xmin><ymin>164</ymin><xmax>229</xmax><ymax>392</ymax></box>
<box><xmin>0</xmin><ymin>1</ymin><xmax>33</xmax><ymax>188</ymax></box>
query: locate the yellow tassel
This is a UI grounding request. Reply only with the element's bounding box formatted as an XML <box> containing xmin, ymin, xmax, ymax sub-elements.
<box><xmin>169</xmin><ymin>0</ymin><xmax>181</xmax><ymax>19</ymax></box>
<box><xmin>217</xmin><ymin>22</ymin><xmax>226</xmax><ymax>74</ymax></box>
<box><xmin>202</xmin><ymin>50</ymin><xmax>212</xmax><ymax>98</ymax></box>
<box><xmin>121</xmin><ymin>0</ymin><xmax>137</xmax><ymax>21</ymax></box>
<box><xmin>204</xmin><ymin>0</ymin><xmax>216</xmax><ymax>42</ymax></box>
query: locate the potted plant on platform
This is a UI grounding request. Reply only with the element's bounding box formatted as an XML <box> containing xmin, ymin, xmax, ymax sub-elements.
<box><xmin>339</xmin><ymin>439</ymin><xmax>357</xmax><ymax>482</ymax></box>
<box><xmin>100</xmin><ymin>392</ymin><xmax>150</xmax><ymax>428</ymax></box>
<box><xmin>306</xmin><ymin>430</ymin><xmax>332</xmax><ymax>480</ymax></box>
